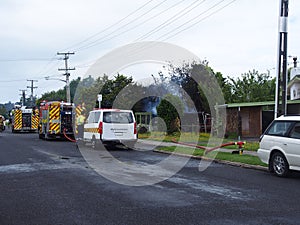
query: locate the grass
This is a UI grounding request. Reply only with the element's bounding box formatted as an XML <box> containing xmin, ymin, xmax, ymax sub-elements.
<box><xmin>157</xmin><ymin>146</ymin><xmax>267</xmax><ymax>167</ymax></box>
<box><xmin>138</xmin><ymin>131</ymin><xmax>259</xmax><ymax>151</ymax></box>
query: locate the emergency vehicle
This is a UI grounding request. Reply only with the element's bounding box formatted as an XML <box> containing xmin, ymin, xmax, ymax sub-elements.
<box><xmin>83</xmin><ymin>109</ymin><xmax>137</xmax><ymax>148</ymax></box>
<box><xmin>38</xmin><ymin>101</ymin><xmax>75</xmax><ymax>140</ymax></box>
<box><xmin>11</xmin><ymin>105</ymin><xmax>39</xmax><ymax>133</ymax></box>
<box><xmin>0</xmin><ymin>115</ymin><xmax>4</xmax><ymax>132</ymax></box>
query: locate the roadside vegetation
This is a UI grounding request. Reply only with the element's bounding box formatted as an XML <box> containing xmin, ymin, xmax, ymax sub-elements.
<box><xmin>138</xmin><ymin>131</ymin><xmax>266</xmax><ymax>167</ymax></box>
<box><xmin>138</xmin><ymin>131</ymin><xmax>259</xmax><ymax>151</ymax></box>
<box><xmin>156</xmin><ymin>146</ymin><xmax>267</xmax><ymax>167</ymax></box>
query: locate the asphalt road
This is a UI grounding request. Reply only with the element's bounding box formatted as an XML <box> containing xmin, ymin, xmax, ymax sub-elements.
<box><xmin>1</xmin><ymin>130</ymin><xmax>300</xmax><ymax>225</ymax></box>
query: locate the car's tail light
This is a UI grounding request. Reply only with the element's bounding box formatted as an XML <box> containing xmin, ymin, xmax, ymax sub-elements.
<box><xmin>134</xmin><ymin>122</ymin><xmax>137</xmax><ymax>134</ymax></box>
<box><xmin>98</xmin><ymin>122</ymin><xmax>103</xmax><ymax>134</ymax></box>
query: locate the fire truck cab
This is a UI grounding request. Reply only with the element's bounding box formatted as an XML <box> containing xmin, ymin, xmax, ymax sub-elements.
<box><xmin>39</xmin><ymin>101</ymin><xmax>75</xmax><ymax>140</ymax></box>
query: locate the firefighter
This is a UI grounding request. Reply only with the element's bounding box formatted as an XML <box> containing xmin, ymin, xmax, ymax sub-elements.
<box><xmin>76</xmin><ymin>113</ymin><xmax>86</xmax><ymax>139</ymax></box>
<box><xmin>75</xmin><ymin>103</ymin><xmax>87</xmax><ymax>139</ymax></box>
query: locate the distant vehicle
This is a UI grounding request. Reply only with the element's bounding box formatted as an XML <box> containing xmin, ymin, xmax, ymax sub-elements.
<box><xmin>83</xmin><ymin>109</ymin><xmax>137</xmax><ymax>148</ymax></box>
<box><xmin>11</xmin><ymin>106</ymin><xmax>39</xmax><ymax>133</ymax></box>
<box><xmin>0</xmin><ymin>115</ymin><xmax>4</xmax><ymax>132</ymax></box>
<box><xmin>258</xmin><ymin>115</ymin><xmax>300</xmax><ymax>177</ymax></box>
<box><xmin>38</xmin><ymin>101</ymin><xmax>75</xmax><ymax>140</ymax></box>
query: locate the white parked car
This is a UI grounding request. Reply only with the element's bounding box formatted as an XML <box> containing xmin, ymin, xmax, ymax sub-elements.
<box><xmin>258</xmin><ymin>115</ymin><xmax>300</xmax><ymax>177</ymax></box>
<box><xmin>83</xmin><ymin>109</ymin><xmax>137</xmax><ymax>149</ymax></box>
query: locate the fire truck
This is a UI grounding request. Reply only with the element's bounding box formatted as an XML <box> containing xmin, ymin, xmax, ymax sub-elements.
<box><xmin>11</xmin><ymin>105</ymin><xmax>39</xmax><ymax>133</ymax></box>
<box><xmin>0</xmin><ymin>115</ymin><xmax>4</xmax><ymax>132</ymax></box>
<box><xmin>38</xmin><ymin>101</ymin><xmax>75</xmax><ymax>140</ymax></box>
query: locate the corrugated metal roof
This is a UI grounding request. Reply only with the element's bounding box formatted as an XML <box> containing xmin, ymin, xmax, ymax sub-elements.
<box><xmin>226</xmin><ymin>99</ymin><xmax>300</xmax><ymax>108</ymax></box>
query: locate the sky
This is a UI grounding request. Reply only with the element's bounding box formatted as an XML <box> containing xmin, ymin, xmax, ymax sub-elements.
<box><xmin>1</xmin><ymin>0</ymin><xmax>300</xmax><ymax>104</ymax></box>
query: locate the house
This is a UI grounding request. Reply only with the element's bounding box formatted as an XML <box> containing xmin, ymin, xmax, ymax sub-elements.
<box><xmin>225</xmin><ymin>100</ymin><xmax>300</xmax><ymax>139</ymax></box>
<box><xmin>288</xmin><ymin>63</ymin><xmax>300</xmax><ymax>100</ymax></box>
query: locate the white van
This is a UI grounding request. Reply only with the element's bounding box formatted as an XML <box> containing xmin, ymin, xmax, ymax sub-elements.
<box><xmin>83</xmin><ymin>109</ymin><xmax>137</xmax><ymax>148</ymax></box>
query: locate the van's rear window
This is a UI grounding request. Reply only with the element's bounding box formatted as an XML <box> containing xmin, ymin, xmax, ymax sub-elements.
<box><xmin>103</xmin><ymin>112</ymin><xmax>134</xmax><ymax>124</ymax></box>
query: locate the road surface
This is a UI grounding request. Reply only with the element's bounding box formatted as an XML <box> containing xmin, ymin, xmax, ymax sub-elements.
<box><xmin>0</xmin><ymin>130</ymin><xmax>300</xmax><ymax>225</ymax></box>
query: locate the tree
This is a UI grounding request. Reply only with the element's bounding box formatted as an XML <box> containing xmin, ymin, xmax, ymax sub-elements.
<box><xmin>160</xmin><ymin>61</ymin><xmax>227</xmax><ymax>114</ymax></box>
<box><xmin>100</xmin><ymin>74</ymin><xmax>133</xmax><ymax>108</ymax></box>
<box><xmin>228</xmin><ymin>70</ymin><xmax>275</xmax><ymax>103</ymax></box>
<box><xmin>157</xmin><ymin>94</ymin><xmax>184</xmax><ymax>134</ymax></box>
<box><xmin>37</xmin><ymin>77</ymin><xmax>81</xmax><ymax>105</ymax></box>
<box><xmin>0</xmin><ymin>105</ymin><xmax>7</xmax><ymax>118</ymax></box>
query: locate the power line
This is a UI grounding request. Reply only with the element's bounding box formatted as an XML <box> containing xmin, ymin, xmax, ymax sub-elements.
<box><xmin>27</xmin><ymin>80</ymin><xmax>38</xmax><ymax>106</ymax></box>
<box><xmin>0</xmin><ymin>58</ymin><xmax>57</xmax><ymax>62</ymax></box>
<box><xmin>62</xmin><ymin>0</ymin><xmax>155</xmax><ymax>52</ymax></box>
<box><xmin>134</xmin><ymin>0</ymin><xmax>205</xmax><ymax>42</ymax></box>
<box><xmin>123</xmin><ymin>0</ymin><xmax>236</xmax><ymax>58</ymax></box>
<box><xmin>159</xmin><ymin>0</ymin><xmax>234</xmax><ymax>42</ymax></box>
<box><xmin>75</xmin><ymin>0</ymin><xmax>169</xmax><ymax>51</ymax></box>
<box><xmin>57</xmin><ymin>52</ymin><xmax>75</xmax><ymax>103</ymax></box>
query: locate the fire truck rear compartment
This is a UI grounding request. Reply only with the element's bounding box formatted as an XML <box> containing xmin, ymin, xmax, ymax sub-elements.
<box><xmin>61</xmin><ymin>106</ymin><xmax>73</xmax><ymax>134</ymax></box>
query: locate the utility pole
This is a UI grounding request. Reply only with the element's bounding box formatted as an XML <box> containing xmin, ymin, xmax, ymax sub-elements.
<box><xmin>27</xmin><ymin>79</ymin><xmax>38</xmax><ymax>106</ymax></box>
<box><xmin>275</xmin><ymin>0</ymin><xmax>289</xmax><ymax>118</ymax></box>
<box><xmin>57</xmin><ymin>52</ymin><xmax>75</xmax><ymax>103</ymax></box>
<box><xmin>19</xmin><ymin>89</ymin><xmax>27</xmax><ymax>106</ymax></box>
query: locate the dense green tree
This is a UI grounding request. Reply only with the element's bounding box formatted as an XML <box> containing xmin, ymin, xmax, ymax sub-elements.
<box><xmin>156</xmin><ymin>61</ymin><xmax>229</xmax><ymax>115</ymax></box>
<box><xmin>228</xmin><ymin>70</ymin><xmax>275</xmax><ymax>103</ymax></box>
<box><xmin>100</xmin><ymin>74</ymin><xmax>133</xmax><ymax>108</ymax></box>
<box><xmin>37</xmin><ymin>77</ymin><xmax>81</xmax><ymax>105</ymax></box>
<box><xmin>0</xmin><ymin>105</ymin><xmax>8</xmax><ymax>118</ymax></box>
<box><xmin>157</xmin><ymin>94</ymin><xmax>184</xmax><ymax>134</ymax></box>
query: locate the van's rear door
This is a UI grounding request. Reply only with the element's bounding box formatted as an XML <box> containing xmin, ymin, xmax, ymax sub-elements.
<box><xmin>102</xmin><ymin>111</ymin><xmax>136</xmax><ymax>140</ymax></box>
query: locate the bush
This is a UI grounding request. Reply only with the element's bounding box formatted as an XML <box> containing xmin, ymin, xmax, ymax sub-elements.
<box><xmin>157</xmin><ymin>94</ymin><xmax>184</xmax><ymax>134</ymax></box>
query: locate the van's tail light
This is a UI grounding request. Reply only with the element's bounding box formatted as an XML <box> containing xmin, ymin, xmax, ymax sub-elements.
<box><xmin>98</xmin><ymin>121</ymin><xmax>103</xmax><ymax>134</ymax></box>
<box><xmin>134</xmin><ymin>122</ymin><xmax>137</xmax><ymax>134</ymax></box>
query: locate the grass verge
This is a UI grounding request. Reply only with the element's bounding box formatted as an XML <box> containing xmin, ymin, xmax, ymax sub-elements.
<box><xmin>157</xmin><ymin>146</ymin><xmax>267</xmax><ymax>167</ymax></box>
<box><xmin>138</xmin><ymin>132</ymin><xmax>259</xmax><ymax>151</ymax></box>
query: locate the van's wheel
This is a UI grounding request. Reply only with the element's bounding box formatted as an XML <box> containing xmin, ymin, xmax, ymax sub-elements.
<box><xmin>270</xmin><ymin>152</ymin><xmax>289</xmax><ymax>177</ymax></box>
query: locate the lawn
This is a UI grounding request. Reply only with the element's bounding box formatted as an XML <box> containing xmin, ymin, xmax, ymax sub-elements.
<box><xmin>138</xmin><ymin>131</ymin><xmax>259</xmax><ymax>151</ymax></box>
<box><xmin>157</xmin><ymin>146</ymin><xmax>267</xmax><ymax>167</ymax></box>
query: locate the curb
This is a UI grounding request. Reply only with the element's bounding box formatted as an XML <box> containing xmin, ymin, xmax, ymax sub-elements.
<box><xmin>153</xmin><ymin>149</ymin><xmax>268</xmax><ymax>172</ymax></box>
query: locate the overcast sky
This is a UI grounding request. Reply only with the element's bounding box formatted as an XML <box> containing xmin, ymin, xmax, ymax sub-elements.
<box><xmin>1</xmin><ymin>0</ymin><xmax>300</xmax><ymax>103</ymax></box>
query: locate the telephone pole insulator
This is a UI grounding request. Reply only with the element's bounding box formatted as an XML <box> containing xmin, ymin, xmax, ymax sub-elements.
<box><xmin>57</xmin><ymin>52</ymin><xmax>75</xmax><ymax>103</ymax></box>
<box><xmin>27</xmin><ymin>79</ymin><xmax>38</xmax><ymax>106</ymax></box>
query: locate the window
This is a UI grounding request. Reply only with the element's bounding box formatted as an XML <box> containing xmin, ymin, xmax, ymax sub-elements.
<box><xmin>94</xmin><ymin>112</ymin><xmax>100</xmax><ymax>123</ymax></box>
<box><xmin>87</xmin><ymin>112</ymin><xmax>101</xmax><ymax>123</ymax></box>
<box><xmin>103</xmin><ymin>112</ymin><xmax>133</xmax><ymax>124</ymax></box>
<box><xmin>87</xmin><ymin>113</ymin><xmax>95</xmax><ymax>124</ymax></box>
<box><xmin>266</xmin><ymin>121</ymin><xmax>294</xmax><ymax>137</ymax></box>
<box><xmin>290</xmin><ymin>123</ymin><xmax>300</xmax><ymax>139</ymax></box>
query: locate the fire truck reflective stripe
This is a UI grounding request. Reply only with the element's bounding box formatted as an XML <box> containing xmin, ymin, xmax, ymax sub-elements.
<box><xmin>75</xmin><ymin>106</ymin><xmax>83</xmax><ymax>134</ymax></box>
<box><xmin>84</xmin><ymin>128</ymin><xmax>99</xmax><ymax>133</ymax></box>
<box><xmin>76</xmin><ymin>106</ymin><xmax>83</xmax><ymax>116</ymax></box>
<box><xmin>31</xmin><ymin>115</ymin><xmax>39</xmax><ymax>129</ymax></box>
<box><xmin>49</xmin><ymin>106</ymin><xmax>60</xmax><ymax>133</ymax></box>
<box><xmin>49</xmin><ymin>123</ymin><xmax>60</xmax><ymax>133</ymax></box>
<box><xmin>14</xmin><ymin>110</ymin><xmax>22</xmax><ymax>129</ymax></box>
<box><xmin>49</xmin><ymin>107</ymin><xmax>60</xmax><ymax>120</ymax></box>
